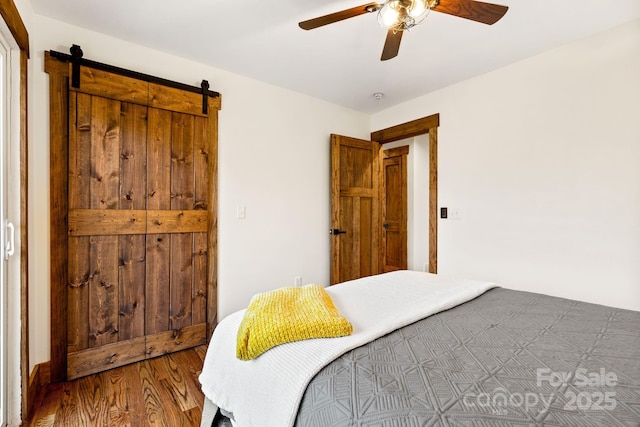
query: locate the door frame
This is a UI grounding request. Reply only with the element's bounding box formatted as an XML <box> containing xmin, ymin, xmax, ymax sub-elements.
<box><xmin>0</xmin><ymin>0</ymin><xmax>28</xmax><ymax>422</ymax></box>
<box><xmin>371</xmin><ymin>113</ymin><xmax>439</xmax><ymax>273</ymax></box>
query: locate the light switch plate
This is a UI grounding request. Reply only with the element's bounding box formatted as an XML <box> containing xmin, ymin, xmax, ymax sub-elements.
<box><xmin>236</xmin><ymin>205</ymin><xmax>246</xmax><ymax>219</ymax></box>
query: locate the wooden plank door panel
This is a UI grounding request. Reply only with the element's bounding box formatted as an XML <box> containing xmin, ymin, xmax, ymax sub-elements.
<box><xmin>67</xmin><ymin>94</ymin><xmax>148</xmax><ymax>378</ymax></box>
<box><xmin>143</xmin><ymin>108</ymin><xmax>207</xmax><ymax>352</ymax></box>
<box><xmin>88</xmin><ymin>96</ymin><xmax>121</xmax><ymax>349</ymax></box>
<box><xmin>70</xmin><ymin>65</ymin><xmax>148</xmax><ymax>107</ymax></box>
<box><xmin>170</xmin><ymin>112</ymin><xmax>195</xmax><ymax>331</ymax></box>
<box><xmin>67</xmin><ymin>235</ymin><xmax>90</xmax><ymax>354</ymax></box>
<box><xmin>145</xmin><ymin>234</ymin><xmax>170</xmax><ymax>336</ymax></box>
<box><xmin>192</xmin><ymin>116</ymin><xmax>210</xmax><ymax>326</ymax></box>
<box><xmin>337</xmin><ymin>196</ymin><xmax>355</xmax><ymax>281</ymax></box>
<box><xmin>67</xmin><ymin>96</ymin><xmax>210</xmax><ymax>379</ymax></box>
<box><xmin>88</xmin><ymin>235</ymin><xmax>119</xmax><ymax>348</ymax></box>
<box><xmin>330</xmin><ymin>134</ymin><xmax>380</xmax><ymax>285</ymax></box>
<box><xmin>119</xmin><ymin>102</ymin><xmax>147</xmax><ymax>342</ymax></box>
<box><xmin>146</xmin><ymin>108</ymin><xmax>172</xmax><ymax>337</ymax></box>
<box><xmin>381</xmin><ymin>148</ymin><xmax>408</xmax><ymax>272</ymax></box>
<box><xmin>145</xmin><ymin>108</ymin><xmax>206</xmax><ymax>345</ymax></box>
<box><xmin>358</xmin><ymin>197</ymin><xmax>374</xmax><ymax>276</ymax></box>
<box><xmin>67</xmin><ymin>91</ymin><xmax>90</xmax><ymax>354</ymax></box>
<box><xmin>192</xmin><ymin>232</ymin><xmax>208</xmax><ymax>326</ymax></box>
<box><xmin>118</xmin><ymin>233</ymin><xmax>146</xmax><ymax>341</ymax></box>
<box><xmin>90</xmin><ymin>97</ymin><xmax>121</xmax><ymax>210</ymax></box>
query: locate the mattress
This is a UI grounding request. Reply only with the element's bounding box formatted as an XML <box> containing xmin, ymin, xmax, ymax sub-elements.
<box><xmin>203</xmin><ymin>279</ymin><xmax>640</xmax><ymax>426</ymax></box>
<box><xmin>200</xmin><ymin>271</ymin><xmax>497</xmax><ymax>426</ymax></box>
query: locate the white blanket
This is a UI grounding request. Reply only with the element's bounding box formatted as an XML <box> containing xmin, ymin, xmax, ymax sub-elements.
<box><xmin>199</xmin><ymin>270</ymin><xmax>497</xmax><ymax>427</ymax></box>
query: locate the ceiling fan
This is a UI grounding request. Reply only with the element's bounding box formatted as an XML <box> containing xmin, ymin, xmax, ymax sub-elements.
<box><xmin>299</xmin><ymin>0</ymin><xmax>508</xmax><ymax>61</ymax></box>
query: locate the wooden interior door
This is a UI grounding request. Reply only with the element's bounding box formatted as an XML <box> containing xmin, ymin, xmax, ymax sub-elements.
<box><xmin>48</xmin><ymin>54</ymin><xmax>220</xmax><ymax>380</ymax></box>
<box><xmin>370</xmin><ymin>114</ymin><xmax>439</xmax><ymax>273</ymax></box>
<box><xmin>381</xmin><ymin>146</ymin><xmax>408</xmax><ymax>272</ymax></box>
<box><xmin>330</xmin><ymin>134</ymin><xmax>381</xmax><ymax>285</ymax></box>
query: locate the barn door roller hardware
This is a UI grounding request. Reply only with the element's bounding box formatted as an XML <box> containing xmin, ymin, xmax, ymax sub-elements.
<box><xmin>69</xmin><ymin>44</ymin><xmax>83</xmax><ymax>88</ymax></box>
<box><xmin>50</xmin><ymin>44</ymin><xmax>220</xmax><ymax>114</ymax></box>
<box><xmin>201</xmin><ymin>80</ymin><xmax>210</xmax><ymax>115</ymax></box>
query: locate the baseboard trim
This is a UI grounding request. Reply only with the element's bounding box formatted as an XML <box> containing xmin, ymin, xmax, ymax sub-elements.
<box><xmin>26</xmin><ymin>361</ymin><xmax>50</xmax><ymax>421</ymax></box>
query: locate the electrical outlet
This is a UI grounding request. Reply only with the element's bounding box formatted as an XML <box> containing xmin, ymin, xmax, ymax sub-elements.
<box><xmin>294</xmin><ymin>276</ymin><xmax>302</xmax><ymax>287</ymax></box>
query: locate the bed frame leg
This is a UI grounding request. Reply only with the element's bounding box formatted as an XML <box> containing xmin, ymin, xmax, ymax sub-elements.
<box><xmin>201</xmin><ymin>397</ymin><xmax>220</xmax><ymax>427</ymax></box>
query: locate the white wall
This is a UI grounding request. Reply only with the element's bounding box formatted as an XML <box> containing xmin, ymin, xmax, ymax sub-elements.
<box><xmin>373</xmin><ymin>19</ymin><xmax>640</xmax><ymax>312</ymax></box>
<box><xmin>28</xmin><ymin>16</ymin><xmax>370</xmax><ymax>370</ymax></box>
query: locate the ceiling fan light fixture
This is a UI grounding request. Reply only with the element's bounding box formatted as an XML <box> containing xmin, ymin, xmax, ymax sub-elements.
<box><xmin>298</xmin><ymin>0</ymin><xmax>507</xmax><ymax>61</ymax></box>
<box><xmin>377</xmin><ymin>0</ymin><xmax>430</xmax><ymax>31</ymax></box>
<box><xmin>377</xmin><ymin>1</ymin><xmax>400</xmax><ymax>28</ymax></box>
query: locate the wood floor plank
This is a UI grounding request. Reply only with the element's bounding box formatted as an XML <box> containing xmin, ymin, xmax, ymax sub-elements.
<box><xmin>27</xmin><ymin>347</ymin><xmax>205</xmax><ymax>427</ymax></box>
<box><xmin>172</xmin><ymin>349</ymin><xmax>205</xmax><ymax>411</ymax></box>
<box><xmin>147</xmin><ymin>357</ymin><xmax>190</xmax><ymax>425</ymax></box>
<box><xmin>155</xmin><ymin>353</ymin><xmax>198</xmax><ymax>412</ymax></box>
<box><xmin>121</xmin><ymin>363</ymin><xmax>147</xmax><ymax>427</ymax></box>
<box><xmin>182</xmin><ymin>407</ymin><xmax>202</xmax><ymax>427</ymax></box>
<box><xmin>53</xmin><ymin>381</ymin><xmax>80</xmax><ymax>426</ymax></box>
<box><xmin>75</xmin><ymin>372</ymin><xmax>111</xmax><ymax>425</ymax></box>
<box><xmin>105</xmin><ymin>367</ymin><xmax>132</xmax><ymax>426</ymax></box>
<box><xmin>193</xmin><ymin>344</ymin><xmax>207</xmax><ymax>363</ymax></box>
<box><xmin>138</xmin><ymin>359</ymin><xmax>170</xmax><ymax>427</ymax></box>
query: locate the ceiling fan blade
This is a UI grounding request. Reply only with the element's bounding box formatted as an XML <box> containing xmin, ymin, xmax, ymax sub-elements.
<box><xmin>381</xmin><ymin>29</ymin><xmax>403</xmax><ymax>61</ymax></box>
<box><xmin>432</xmin><ymin>0</ymin><xmax>508</xmax><ymax>25</ymax></box>
<box><xmin>299</xmin><ymin>2</ymin><xmax>381</xmax><ymax>30</ymax></box>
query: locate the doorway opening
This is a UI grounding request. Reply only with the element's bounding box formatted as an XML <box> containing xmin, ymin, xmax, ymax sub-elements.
<box><xmin>329</xmin><ymin>113</ymin><xmax>439</xmax><ymax>284</ymax></box>
<box><xmin>371</xmin><ymin>113</ymin><xmax>439</xmax><ymax>273</ymax></box>
<box><xmin>381</xmin><ymin>135</ymin><xmax>431</xmax><ymax>273</ymax></box>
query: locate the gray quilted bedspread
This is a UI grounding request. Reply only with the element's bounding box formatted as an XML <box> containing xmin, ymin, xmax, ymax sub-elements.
<box><xmin>294</xmin><ymin>288</ymin><xmax>640</xmax><ymax>426</ymax></box>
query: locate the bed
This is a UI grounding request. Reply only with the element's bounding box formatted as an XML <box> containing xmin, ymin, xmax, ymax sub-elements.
<box><xmin>199</xmin><ymin>270</ymin><xmax>640</xmax><ymax>426</ymax></box>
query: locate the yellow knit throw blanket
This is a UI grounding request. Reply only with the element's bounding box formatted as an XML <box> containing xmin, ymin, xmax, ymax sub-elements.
<box><xmin>236</xmin><ymin>284</ymin><xmax>353</xmax><ymax>360</ymax></box>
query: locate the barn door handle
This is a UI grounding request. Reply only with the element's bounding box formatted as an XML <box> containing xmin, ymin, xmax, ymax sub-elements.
<box><xmin>383</xmin><ymin>223</ymin><xmax>389</xmax><ymax>229</ymax></box>
<box><xmin>330</xmin><ymin>229</ymin><xmax>347</xmax><ymax>235</ymax></box>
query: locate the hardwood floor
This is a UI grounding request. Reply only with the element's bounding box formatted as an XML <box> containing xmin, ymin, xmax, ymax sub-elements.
<box><xmin>26</xmin><ymin>346</ymin><xmax>208</xmax><ymax>426</ymax></box>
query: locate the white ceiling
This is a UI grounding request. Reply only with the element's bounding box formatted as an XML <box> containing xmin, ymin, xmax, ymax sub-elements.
<box><xmin>29</xmin><ymin>0</ymin><xmax>640</xmax><ymax>114</ymax></box>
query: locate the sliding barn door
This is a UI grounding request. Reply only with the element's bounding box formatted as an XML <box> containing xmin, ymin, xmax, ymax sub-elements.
<box><xmin>48</xmin><ymin>54</ymin><xmax>220</xmax><ymax>380</ymax></box>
